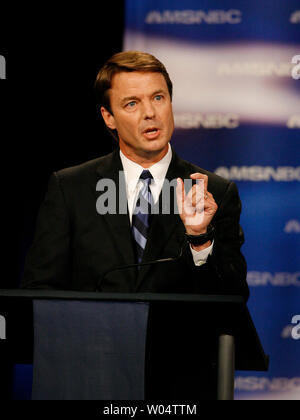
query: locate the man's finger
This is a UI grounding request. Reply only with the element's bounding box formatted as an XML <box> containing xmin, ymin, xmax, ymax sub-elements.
<box><xmin>190</xmin><ymin>173</ymin><xmax>208</xmax><ymax>192</ymax></box>
<box><xmin>176</xmin><ymin>178</ymin><xmax>186</xmax><ymax>214</ymax></box>
<box><xmin>190</xmin><ymin>185</ymin><xmax>204</xmax><ymax>207</ymax></box>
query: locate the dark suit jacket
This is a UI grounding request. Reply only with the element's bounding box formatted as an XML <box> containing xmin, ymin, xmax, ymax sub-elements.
<box><xmin>21</xmin><ymin>147</ymin><xmax>249</xmax><ymax>301</ymax></box>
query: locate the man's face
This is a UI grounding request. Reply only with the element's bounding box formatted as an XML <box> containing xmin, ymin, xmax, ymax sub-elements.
<box><xmin>101</xmin><ymin>71</ymin><xmax>174</xmax><ymax>164</ymax></box>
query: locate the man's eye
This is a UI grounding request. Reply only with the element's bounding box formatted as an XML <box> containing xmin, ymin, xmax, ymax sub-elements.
<box><xmin>126</xmin><ymin>101</ymin><xmax>136</xmax><ymax>108</ymax></box>
<box><xmin>154</xmin><ymin>95</ymin><xmax>163</xmax><ymax>101</ymax></box>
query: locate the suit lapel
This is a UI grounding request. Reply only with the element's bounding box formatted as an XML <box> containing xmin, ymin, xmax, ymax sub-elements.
<box><xmin>94</xmin><ymin>149</ymin><xmax>137</xmax><ymax>284</ymax></box>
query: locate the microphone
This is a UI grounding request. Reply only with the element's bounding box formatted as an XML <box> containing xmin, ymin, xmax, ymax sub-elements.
<box><xmin>95</xmin><ymin>241</ymin><xmax>186</xmax><ymax>292</ymax></box>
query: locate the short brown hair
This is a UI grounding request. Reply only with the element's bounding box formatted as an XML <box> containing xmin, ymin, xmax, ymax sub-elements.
<box><xmin>94</xmin><ymin>51</ymin><xmax>173</xmax><ymax>140</ymax></box>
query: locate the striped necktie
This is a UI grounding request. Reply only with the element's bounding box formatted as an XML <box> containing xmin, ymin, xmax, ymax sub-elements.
<box><xmin>132</xmin><ymin>170</ymin><xmax>153</xmax><ymax>264</ymax></box>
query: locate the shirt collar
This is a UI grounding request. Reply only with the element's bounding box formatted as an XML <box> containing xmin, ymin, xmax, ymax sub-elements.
<box><xmin>120</xmin><ymin>143</ymin><xmax>172</xmax><ymax>195</ymax></box>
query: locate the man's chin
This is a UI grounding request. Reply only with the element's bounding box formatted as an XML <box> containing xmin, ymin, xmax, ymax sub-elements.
<box><xmin>119</xmin><ymin>138</ymin><xmax>169</xmax><ymax>163</ymax></box>
<box><xmin>141</xmin><ymin>138</ymin><xmax>169</xmax><ymax>152</ymax></box>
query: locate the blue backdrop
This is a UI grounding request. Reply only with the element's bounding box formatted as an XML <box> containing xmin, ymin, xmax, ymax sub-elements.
<box><xmin>124</xmin><ymin>0</ymin><xmax>300</xmax><ymax>400</ymax></box>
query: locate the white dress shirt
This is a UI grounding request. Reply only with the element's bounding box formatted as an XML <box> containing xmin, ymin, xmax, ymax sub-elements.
<box><xmin>119</xmin><ymin>144</ymin><xmax>213</xmax><ymax>266</ymax></box>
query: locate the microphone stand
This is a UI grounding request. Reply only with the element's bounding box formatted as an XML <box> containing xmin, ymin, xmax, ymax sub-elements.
<box><xmin>96</xmin><ymin>241</ymin><xmax>186</xmax><ymax>292</ymax></box>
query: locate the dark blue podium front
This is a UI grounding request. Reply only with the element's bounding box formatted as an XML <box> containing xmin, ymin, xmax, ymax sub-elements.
<box><xmin>32</xmin><ymin>299</ymin><xmax>149</xmax><ymax>400</ymax></box>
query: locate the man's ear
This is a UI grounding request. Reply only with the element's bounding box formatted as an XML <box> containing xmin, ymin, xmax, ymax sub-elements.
<box><xmin>100</xmin><ymin>107</ymin><xmax>116</xmax><ymax>130</ymax></box>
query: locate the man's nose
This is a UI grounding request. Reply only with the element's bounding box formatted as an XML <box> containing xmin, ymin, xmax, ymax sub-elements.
<box><xmin>142</xmin><ymin>100</ymin><xmax>155</xmax><ymax>119</ymax></box>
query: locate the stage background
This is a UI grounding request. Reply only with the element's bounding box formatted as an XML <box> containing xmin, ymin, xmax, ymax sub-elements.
<box><xmin>123</xmin><ymin>0</ymin><xmax>300</xmax><ymax>400</ymax></box>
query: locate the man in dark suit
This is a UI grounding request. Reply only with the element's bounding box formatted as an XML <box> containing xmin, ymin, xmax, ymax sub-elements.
<box><xmin>21</xmin><ymin>51</ymin><xmax>249</xmax><ymax>399</ymax></box>
<box><xmin>21</xmin><ymin>51</ymin><xmax>248</xmax><ymax>300</ymax></box>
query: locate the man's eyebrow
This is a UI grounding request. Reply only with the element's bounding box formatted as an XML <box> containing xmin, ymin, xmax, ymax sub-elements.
<box><xmin>120</xmin><ymin>89</ymin><xmax>168</xmax><ymax>105</ymax></box>
<box><xmin>120</xmin><ymin>95</ymin><xmax>139</xmax><ymax>105</ymax></box>
<box><xmin>152</xmin><ymin>89</ymin><xmax>167</xmax><ymax>96</ymax></box>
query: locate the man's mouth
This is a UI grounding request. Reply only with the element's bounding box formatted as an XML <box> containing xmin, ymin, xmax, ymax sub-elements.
<box><xmin>142</xmin><ymin>127</ymin><xmax>160</xmax><ymax>139</ymax></box>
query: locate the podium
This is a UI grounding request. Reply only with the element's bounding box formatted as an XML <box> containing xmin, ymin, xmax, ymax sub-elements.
<box><xmin>0</xmin><ymin>290</ymin><xmax>269</xmax><ymax>400</ymax></box>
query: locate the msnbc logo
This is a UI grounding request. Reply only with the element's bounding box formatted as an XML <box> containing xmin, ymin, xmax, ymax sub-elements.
<box><xmin>281</xmin><ymin>317</ymin><xmax>300</xmax><ymax>340</ymax></box>
<box><xmin>214</xmin><ymin>166</ymin><xmax>300</xmax><ymax>181</ymax></box>
<box><xmin>145</xmin><ymin>9</ymin><xmax>242</xmax><ymax>25</ymax></box>
<box><xmin>247</xmin><ymin>271</ymin><xmax>300</xmax><ymax>287</ymax></box>
<box><xmin>290</xmin><ymin>11</ymin><xmax>300</xmax><ymax>24</ymax></box>
<box><xmin>291</xmin><ymin>315</ymin><xmax>300</xmax><ymax>340</ymax></box>
<box><xmin>291</xmin><ymin>55</ymin><xmax>300</xmax><ymax>80</ymax></box>
<box><xmin>174</xmin><ymin>113</ymin><xmax>239</xmax><ymax>129</ymax></box>
<box><xmin>284</xmin><ymin>220</ymin><xmax>300</xmax><ymax>233</ymax></box>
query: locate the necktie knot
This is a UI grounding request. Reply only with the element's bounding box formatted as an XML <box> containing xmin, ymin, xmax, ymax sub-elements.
<box><xmin>140</xmin><ymin>170</ymin><xmax>153</xmax><ymax>183</ymax></box>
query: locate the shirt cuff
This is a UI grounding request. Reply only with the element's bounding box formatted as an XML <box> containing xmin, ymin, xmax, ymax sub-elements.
<box><xmin>190</xmin><ymin>241</ymin><xmax>214</xmax><ymax>267</ymax></box>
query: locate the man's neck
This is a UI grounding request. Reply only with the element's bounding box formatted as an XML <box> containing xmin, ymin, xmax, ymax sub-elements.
<box><xmin>119</xmin><ymin>145</ymin><xmax>169</xmax><ymax>168</ymax></box>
